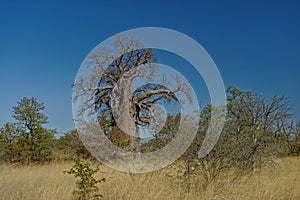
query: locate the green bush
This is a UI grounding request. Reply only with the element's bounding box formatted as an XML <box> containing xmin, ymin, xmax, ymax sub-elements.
<box><xmin>64</xmin><ymin>158</ymin><xmax>105</xmax><ymax>200</ymax></box>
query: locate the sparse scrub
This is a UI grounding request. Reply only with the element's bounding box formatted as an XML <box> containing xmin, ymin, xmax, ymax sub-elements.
<box><xmin>0</xmin><ymin>157</ymin><xmax>299</xmax><ymax>200</ymax></box>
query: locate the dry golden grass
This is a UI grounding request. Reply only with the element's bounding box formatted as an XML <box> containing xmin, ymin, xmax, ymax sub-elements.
<box><xmin>0</xmin><ymin>157</ymin><xmax>299</xmax><ymax>200</ymax></box>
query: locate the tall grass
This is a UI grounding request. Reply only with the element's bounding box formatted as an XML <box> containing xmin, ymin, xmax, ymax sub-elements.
<box><xmin>0</xmin><ymin>157</ymin><xmax>299</xmax><ymax>200</ymax></box>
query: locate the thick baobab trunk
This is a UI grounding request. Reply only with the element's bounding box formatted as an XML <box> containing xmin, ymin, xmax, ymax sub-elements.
<box><xmin>132</xmin><ymin>124</ymin><xmax>141</xmax><ymax>152</ymax></box>
<box><xmin>112</xmin><ymin>73</ymin><xmax>140</xmax><ymax>152</ymax></box>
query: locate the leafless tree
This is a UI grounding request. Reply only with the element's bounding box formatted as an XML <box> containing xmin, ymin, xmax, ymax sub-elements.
<box><xmin>176</xmin><ymin>86</ymin><xmax>294</xmax><ymax>189</ymax></box>
<box><xmin>73</xmin><ymin>34</ymin><xmax>190</xmax><ymax>153</ymax></box>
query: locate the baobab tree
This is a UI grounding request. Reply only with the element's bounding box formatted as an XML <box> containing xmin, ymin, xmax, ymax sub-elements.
<box><xmin>73</xmin><ymin>34</ymin><xmax>191</xmax><ymax>153</ymax></box>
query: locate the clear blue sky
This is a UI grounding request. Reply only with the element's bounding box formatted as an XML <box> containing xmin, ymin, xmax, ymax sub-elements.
<box><xmin>0</xmin><ymin>0</ymin><xmax>299</xmax><ymax>133</ymax></box>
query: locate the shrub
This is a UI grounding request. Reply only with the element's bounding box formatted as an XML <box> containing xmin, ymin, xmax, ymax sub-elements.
<box><xmin>64</xmin><ymin>158</ymin><xmax>105</xmax><ymax>200</ymax></box>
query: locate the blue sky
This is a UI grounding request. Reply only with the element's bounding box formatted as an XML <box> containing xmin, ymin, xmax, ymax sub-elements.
<box><xmin>0</xmin><ymin>1</ymin><xmax>299</xmax><ymax>133</ymax></box>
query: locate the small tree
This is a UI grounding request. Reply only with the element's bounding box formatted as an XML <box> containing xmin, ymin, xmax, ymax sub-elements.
<box><xmin>13</xmin><ymin>97</ymin><xmax>55</xmax><ymax>164</ymax></box>
<box><xmin>64</xmin><ymin>158</ymin><xmax>105</xmax><ymax>200</ymax></box>
<box><xmin>0</xmin><ymin>97</ymin><xmax>55</xmax><ymax>164</ymax></box>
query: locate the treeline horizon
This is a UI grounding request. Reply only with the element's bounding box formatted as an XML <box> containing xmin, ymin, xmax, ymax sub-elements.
<box><xmin>0</xmin><ymin>86</ymin><xmax>299</xmax><ymax>179</ymax></box>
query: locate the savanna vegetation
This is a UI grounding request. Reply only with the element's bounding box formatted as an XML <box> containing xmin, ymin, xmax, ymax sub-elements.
<box><xmin>0</xmin><ymin>87</ymin><xmax>299</xmax><ymax>200</ymax></box>
<box><xmin>0</xmin><ymin>36</ymin><xmax>299</xmax><ymax>199</ymax></box>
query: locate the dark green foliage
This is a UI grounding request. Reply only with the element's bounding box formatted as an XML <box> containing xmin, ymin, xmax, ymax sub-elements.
<box><xmin>141</xmin><ymin>114</ymin><xmax>180</xmax><ymax>152</ymax></box>
<box><xmin>107</xmin><ymin>126</ymin><xmax>131</xmax><ymax>148</ymax></box>
<box><xmin>0</xmin><ymin>123</ymin><xmax>19</xmax><ymax>163</ymax></box>
<box><xmin>0</xmin><ymin>97</ymin><xmax>55</xmax><ymax>164</ymax></box>
<box><xmin>64</xmin><ymin>158</ymin><xmax>105</xmax><ymax>200</ymax></box>
<box><xmin>53</xmin><ymin>130</ymin><xmax>92</xmax><ymax>160</ymax></box>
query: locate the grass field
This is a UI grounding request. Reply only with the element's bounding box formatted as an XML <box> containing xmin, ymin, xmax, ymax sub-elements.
<box><xmin>0</xmin><ymin>157</ymin><xmax>299</xmax><ymax>200</ymax></box>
